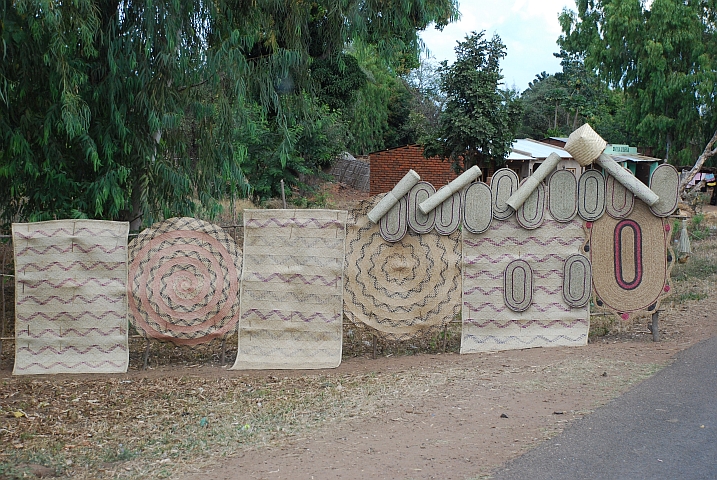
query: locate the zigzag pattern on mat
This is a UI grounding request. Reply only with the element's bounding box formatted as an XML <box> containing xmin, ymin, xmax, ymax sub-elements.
<box><xmin>14</xmin><ymin>360</ymin><xmax>128</xmax><ymax>372</ymax></box>
<box><xmin>17</xmin><ymin>294</ymin><xmax>124</xmax><ymax>306</ymax></box>
<box><xmin>465</xmin><ymin>302</ymin><xmax>573</xmax><ymax>313</ymax></box>
<box><xmin>14</xmin><ymin>227</ymin><xmax>125</xmax><ymax>239</ymax></box>
<box><xmin>16</xmin><ymin>244</ymin><xmax>127</xmax><ymax>255</ymax></box>
<box><xmin>463</xmin><ymin>334</ymin><xmax>588</xmax><ymax>346</ymax></box>
<box><xmin>244</xmin><ymin>272</ymin><xmax>341</xmax><ymax>287</ymax></box>
<box><xmin>19</xmin><ymin>278</ymin><xmax>126</xmax><ymax>289</ymax></box>
<box><xmin>128</xmin><ymin>217</ymin><xmax>242</xmax><ymax>345</ymax></box>
<box><xmin>465</xmin><ymin>319</ymin><xmax>589</xmax><ymax>329</ymax></box>
<box><xmin>233</xmin><ymin>209</ymin><xmax>347</xmax><ymax>370</ymax></box>
<box><xmin>17</xmin><ymin>344</ymin><xmax>128</xmax><ymax>355</ymax></box>
<box><xmin>344</xmin><ymin>196</ymin><xmax>461</xmax><ymax>341</ymax></box>
<box><xmin>461</xmin><ymin>211</ymin><xmax>590</xmax><ymax>354</ymax></box>
<box><xmin>19</xmin><ymin>327</ymin><xmax>127</xmax><ymax>338</ymax></box>
<box><xmin>13</xmin><ymin>220</ymin><xmax>130</xmax><ymax>375</ymax></box>
<box><xmin>19</xmin><ymin>261</ymin><xmax>126</xmax><ymax>272</ymax></box>
<box><xmin>245</xmin><ymin>218</ymin><xmax>345</xmax><ymax>229</ymax></box>
<box><xmin>241</xmin><ymin>309</ymin><xmax>341</xmax><ymax>323</ymax></box>
<box><xmin>15</xmin><ymin>310</ymin><xmax>127</xmax><ymax>322</ymax></box>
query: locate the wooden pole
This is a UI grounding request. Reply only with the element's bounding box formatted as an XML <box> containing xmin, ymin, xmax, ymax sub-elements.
<box><xmin>280</xmin><ymin>179</ymin><xmax>287</xmax><ymax>209</ymax></box>
<box><xmin>142</xmin><ymin>338</ymin><xmax>152</xmax><ymax>370</ymax></box>
<box><xmin>651</xmin><ymin>311</ymin><xmax>660</xmax><ymax>342</ymax></box>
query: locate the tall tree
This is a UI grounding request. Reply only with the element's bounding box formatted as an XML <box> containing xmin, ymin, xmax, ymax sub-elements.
<box><xmin>0</xmin><ymin>0</ymin><xmax>459</xmax><ymax>228</ymax></box>
<box><xmin>558</xmin><ymin>0</ymin><xmax>717</xmax><ymax>163</ymax></box>
<box><xmin>423</xmin><ymin>31</ymin><xmax>521</xmax><ymax>172</ymax></box>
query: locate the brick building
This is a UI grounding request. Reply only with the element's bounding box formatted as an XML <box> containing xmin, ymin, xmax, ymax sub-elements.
<box><xmin>368</xmin><ymin>144</ymin><xmax>460</xmax><ymax>195</ymax></box>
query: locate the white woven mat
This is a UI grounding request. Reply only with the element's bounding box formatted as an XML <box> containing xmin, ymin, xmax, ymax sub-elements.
<box><xmin>231</xmin><ymin>209</ymin><xmax>347</xmax><ymax>369</ymax></box>
<box><xmin>461</xmin><ymin>212</ymin><xmax>590</xmax><ymax>353</ymax></box>
<box><xmin>13</xmin><ymin>220</ymin><xmax>129</xmax><ymax>374</ymax></box>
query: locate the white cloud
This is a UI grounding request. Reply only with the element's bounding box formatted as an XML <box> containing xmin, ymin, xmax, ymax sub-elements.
<box><xmin>420</xmin><ymin>0</ymin><xmax>576</xmax><ymax>91</ymax></box>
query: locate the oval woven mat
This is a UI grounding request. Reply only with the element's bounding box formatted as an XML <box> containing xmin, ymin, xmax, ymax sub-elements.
<box><xmin>577</xmin><ymin>169</ymin><xmax>606</xmax><ymax>221</ymax></box>
<box><xmin>491</xmin><ymin>168</ymin><xmax>519</xmax><ymax>220</ymax></box>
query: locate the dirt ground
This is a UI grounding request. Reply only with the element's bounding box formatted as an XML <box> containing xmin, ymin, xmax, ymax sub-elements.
<box><xmin>1</xmin><ymin>185</ymin><xmax>717</xmax><ymax>480</ymax></box>
<box><xmin>176</xmin><ymin>306</ymin><xmax>717</xmax><ymax>480</ymax></box>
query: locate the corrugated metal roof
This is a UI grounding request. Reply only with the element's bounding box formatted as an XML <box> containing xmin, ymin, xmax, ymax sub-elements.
<box><xmin>611</xmin><ymin>153</ymin><xmax>661</xmax><ymax>163</ymax></box>
<box><xmin>511</xmin><ymin>139</ymin><xmax>572</xmax><ymax>160</ymax></box>
<box><xmin>507</xmin><ymin>151</ymin><xmax>533</xmax><ymax>161</ymax></box>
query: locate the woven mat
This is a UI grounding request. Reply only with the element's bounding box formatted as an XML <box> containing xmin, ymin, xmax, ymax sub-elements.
<box><xmin>231</xmin><ymin>209</ymin><xmax>347</xmax><ymax>369</ymax></box>
<box><xmin>13</xmin><ymin>220</ymin><xmax>129</xmax><ymax>374</ymax></box>
<box><xmin>589</xmin><ymin>199</ymin><xmax>673</xmax><ymax>320</ymax></box>
<box><xmin>491</xmin><ymin>168</ymin><xmax>519</xmax><ymax>220</ymax></box>
<box><xmin>649</xmin><ymin>164</ymin><xmax>679</xmax><ymax>217</ymax></box>
<box><xmin>605</xmin><ymin>173</ymin><xmax>635</xmax><ymax>219</ymax></box>
<box><xmin>379</xmin><ymin>196</ymin><xmax>408</xmax><ymax>242</ymax></box>
<box><xmin>463</xmin><ymin>182</ymin><xmax>493</xmax><ymax>234</ymax></box>
<box><xmin>516</xmin><ymin>180</ymin><xmax>546</xmax><ymax>230</ymax></box>
<box><xmin>461</xmin><ymin>212</ymin><xmax>589</xmax><ymax>353</ymax></box>
<box><xmin>548</xmin><ymin>169</ymin><xmax>578</xmax><ymax>222</ymax></box>
<box><xmin>344</xmin><ymin>196</ymin><xmax>461</xmax><ymax>340</ymax></box>
<box><xmin>128</xmin><ymin>217</ymin><xmax>242</xmax><ymax>345</ymax></box>
<box><xmin>434</xmin><ymin>190</ymin><xmax>462</xmax><ymax>235</ymax></box>
<box><xmin>578</xmin><ymin>169</ymin><xmax>606</xmax><ymax>221</ymax></box>
<box><xmin>407</xmin><ymin>181</ymin><xmax>436</xmax><ymax>234</ymax></box>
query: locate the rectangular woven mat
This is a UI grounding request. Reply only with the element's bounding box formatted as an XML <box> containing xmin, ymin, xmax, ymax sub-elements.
<box><xmin>231</xmin><ymin>210</ymin><xmax>347</xmax><ymax>369</ymax></box>
<box><xmin>461</xmin><ymin>214</ymin><xmax>589</xmax><ymax>353</ymax></box>
<box><xmin>13</xmin><ymin>220</ymin><xmax>129</xmax><ymax>374</ymax></box>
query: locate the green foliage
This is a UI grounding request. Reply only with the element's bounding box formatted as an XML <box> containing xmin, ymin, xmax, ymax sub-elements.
<box><xmin>423</xmin><ymin>32</ymin><xmax>521</xmax><ymax>172</ymax></box>
<box><xmin>0</xmin><ymin>0</ymin><xmax>459</xmax><ymax>228</ymax></box>
<box><xmin>347</xmin><ymin>44</ymin><xmax>419</xmax><ymax>155</ymax></box>
<box><xmin>558</xmin><ymin>0</ymin><xmax>717</xmax><ymax>163</ymax></box>
<box><xmin>312</xmin><ymin>54</ymin><xmax>367</xmax><ymax>113</ymax></box>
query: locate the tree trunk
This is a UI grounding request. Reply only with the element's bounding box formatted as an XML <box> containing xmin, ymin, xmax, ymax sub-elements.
<box><xmin>572</xmin><ymin>108</ymin><xmax>580</xmax><ymax>131</ymax></box>
<box><xmin>678</xmin><ymin>128</ymin><xmax>717</xmax><ymax>196</ymax></box>
<box><xmin>554</xmin><ymin>102</ymin><xmax>558</xmax><ymax>130</ymax></box>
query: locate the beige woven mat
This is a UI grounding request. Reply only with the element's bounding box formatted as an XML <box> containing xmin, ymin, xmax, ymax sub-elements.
<box><xmin>13</xmin><ymin>220</ymin><xmax>129</xmax><ymax>374</ymax></box>
<box><xmin>344</xmin><ymin>196</ymin><xmax>461</xmax><ymax>341</ymax></box>
<box><xmin>231</xmin><ymin>209</ymin><xmax>347</xmax><ymax>369</ymax></box>
<box><xmin>128</xmin><ymin>217</ymin><xmax>242</xmax><ymax>345</ymax></box>
<box><xmin>461</xmin><ymin>212</ymin><xmax>590</xmax><ymax>353</ymax></box>
<box><xmin>589</xmin><ymin>199</ymin><xmax>673</xmax><ymax>320</ymax></box>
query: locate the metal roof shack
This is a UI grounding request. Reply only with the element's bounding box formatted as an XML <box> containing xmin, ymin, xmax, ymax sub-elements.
<box><xmin>506</xmin><ymin>139</ymin><xmax>582</xmax><ymax>180</ymax></box>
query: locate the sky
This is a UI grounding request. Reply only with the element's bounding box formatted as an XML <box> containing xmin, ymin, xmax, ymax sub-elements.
<box><xmin>420</xmin><ymin>0</ymin><xmax>576</xmax><ymax>93</ymax></box>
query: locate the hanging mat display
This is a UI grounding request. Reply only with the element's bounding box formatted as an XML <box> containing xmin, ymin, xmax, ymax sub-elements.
<box><xmin>128</xmin><ymin>217</ymin><xmax>242</xmax><ymax>345</ymax></box>
<box><xmin>344</xmin><ymin>195</ymin><xmax>461</xmax><ymax>340</ymax></box>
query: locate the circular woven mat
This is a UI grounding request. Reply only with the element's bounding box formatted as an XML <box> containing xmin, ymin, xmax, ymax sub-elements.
<box><xmin>344</xmin><ymin>196</ymin><xmax>461</xmax><ymax>340</ymax></box>
<box><xmin>128</xmin><ymin>217</ymin><xmax>242</xmax><ymax>345</ymax></box>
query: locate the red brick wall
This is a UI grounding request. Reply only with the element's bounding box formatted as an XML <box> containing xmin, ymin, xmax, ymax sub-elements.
<box><xmin>369</xmin><ymin>145</ymin><xmax>458</xmax><ymax>194</ymax></box>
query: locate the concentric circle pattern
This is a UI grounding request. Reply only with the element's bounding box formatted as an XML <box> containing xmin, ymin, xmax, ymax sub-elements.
<box><xmin>128</xmin><ymin>217</ymin><xmax>242</xmax><ymax>345</ymax></box>
<box><xmin>344</xmin><ymin>196</ymin><xmax>461</xmax><ymax>340</ymax></box>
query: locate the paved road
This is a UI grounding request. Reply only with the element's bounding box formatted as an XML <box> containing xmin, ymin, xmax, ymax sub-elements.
<box><xmin>492</xmin><ymin>335</ymin><xmax>717</xmax><ymax>480</ymax></box>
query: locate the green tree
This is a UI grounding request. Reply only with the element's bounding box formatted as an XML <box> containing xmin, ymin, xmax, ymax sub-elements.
<box><xmin>0</xmin><ymin>0</ymin><xmax>459</xmax><ymax>229</ymax></box>
<box><xmin>423</xmin><ymin>31</ymin><xmax>521</xmax><ymax>172</ymax></box>
<box><xmin>558</xmin><ymin>0</ymin><xmax>717</xmax><ymax>163</ymax></box>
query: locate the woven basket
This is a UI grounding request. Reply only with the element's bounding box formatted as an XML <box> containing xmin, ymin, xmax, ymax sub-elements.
<box><xmin>565</xmin><ymin>124</ymin><xmax>607</xmax><ymax>167</ymax></box>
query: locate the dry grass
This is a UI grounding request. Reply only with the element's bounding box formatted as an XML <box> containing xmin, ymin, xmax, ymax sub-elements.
<box><xmin>0</xmin><ymin>353</ymin><xmax>666</xmax><ymax>480</ymax></box>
